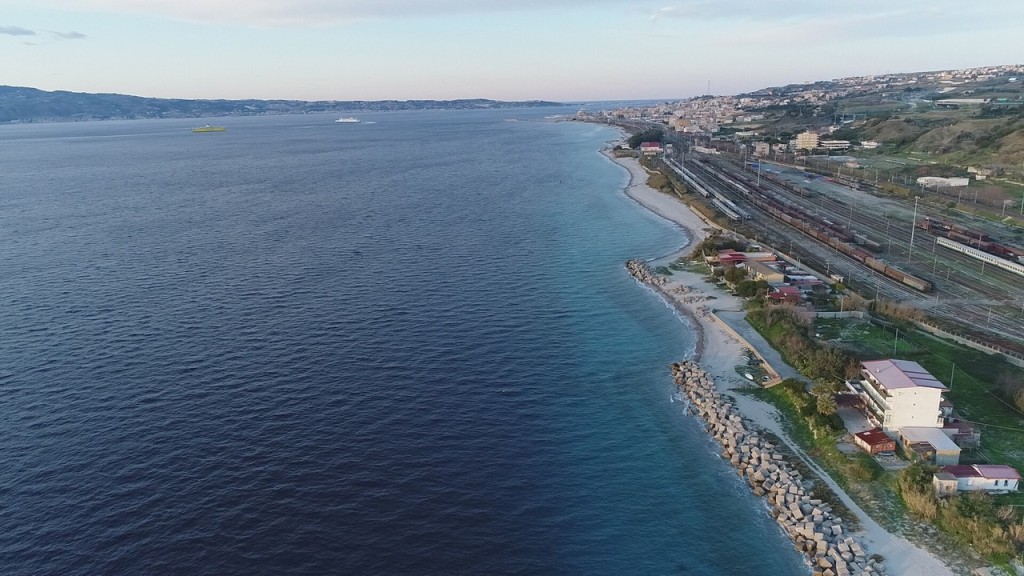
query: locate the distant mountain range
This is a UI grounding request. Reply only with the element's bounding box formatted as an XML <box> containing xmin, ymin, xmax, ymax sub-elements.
<box><xmin>0</xmin><ymin>86</ymin><xmax>563</xmax><ymax>123</ymax></box>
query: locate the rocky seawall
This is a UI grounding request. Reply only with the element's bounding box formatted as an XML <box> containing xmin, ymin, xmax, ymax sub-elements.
<box><xmin>625</xmin><ymin>259</ymin><xmax>665</xmax><ymax>286</ymax></box>
<box><xmin>671</xmin><ymin>361</ymin><xmax>886</xmax><ymax>576</ymax></box>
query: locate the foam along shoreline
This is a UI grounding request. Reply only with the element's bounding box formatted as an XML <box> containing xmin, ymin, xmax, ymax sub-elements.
<box><xmin>604</xmin><ymin>149</ymin><xmax>956</xmax><ymax>576</ymax></box>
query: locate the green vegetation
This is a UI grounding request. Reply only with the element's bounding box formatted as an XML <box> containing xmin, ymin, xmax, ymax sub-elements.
<box><xmin>744</xmin><ymin>380</ymin><xmax>881</xmax><ymax>486</ymax></box>
<box><xmin>896</xmin><ymin>463</ymin><xmax>1024</xmax><ymax>559</ymax></box>
<box><xmin>820</xmin><ymin>317</ymin><xmax>1024</xmax><ymax>468</ymax></box>
<box><xmin>627</xmin><ymin>128</ymin><xmax>664</xmax><ymax>149</ymax></box>
<box><xmin>746</xmin><ymin>305</ymin><xmax>860</xmax><ymax>383</ymax></box>
<box><xmin>806</xmin><ymin>315</ymin><xmax>1024</xmax><ymax>562</ymax></box>
<box><xmin>688</xmin><ymin>233</ymin><xmax>748</xmax><ymax>259</ymax></box>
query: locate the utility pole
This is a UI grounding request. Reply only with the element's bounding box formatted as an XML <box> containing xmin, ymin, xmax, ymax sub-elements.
<box><xmin>908</xmin><ymin>196</ymin><xmax>920</xmax><ymax>262</ymax></box>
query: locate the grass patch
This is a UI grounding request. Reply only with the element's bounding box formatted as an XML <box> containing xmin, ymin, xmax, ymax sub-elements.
<box><xmin>815</xmin><ymin>318</ymin><xmax>923</xmax><ymax>358</ymax></box>
<box><xmin>903</xmin><ymin>335</ymin><xmax>1024</xmax><ymax>469</ymax></box>
<box><xmin>816</xmin><ymin>317</ymin><xmax>1024</xmax><ymax>472</ymax></box>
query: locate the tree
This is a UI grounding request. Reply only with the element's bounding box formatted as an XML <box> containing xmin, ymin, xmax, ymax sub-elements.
<box><xmin>628</xmin><ymin>128</ymin><xmax>664</xmax><ymax>149</ymax></box>
<box><xmin>723</xmin><ymin>266</ymin><xmax>748</xmax><ymax>284</ymax></box>
<box><xmin>816</xmin><ymin>392</ymin><xmax>838</xmax><ymax>416</ymax></box>
<box><xmin>735</xmin><ymin>279</ymin><xmax>771</xmax><ymax>300</ymax></box>
<box><xmin>811</xmin><ymin>381</ymin><xmax>839</xmax><ymax>416</ymax></box>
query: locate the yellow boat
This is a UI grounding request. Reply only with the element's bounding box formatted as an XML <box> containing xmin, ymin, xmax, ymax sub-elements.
<box><xmin>192</xmin><ymin>124</ymin><xmax>226</xmax><ymax>133</ymax></box>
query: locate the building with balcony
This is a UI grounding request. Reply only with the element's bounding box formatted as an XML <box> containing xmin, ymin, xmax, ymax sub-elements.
<box><xmin>795</xmin><ymin>131</ymin><xmax>819</xmax><ymax>150</ymax></box>
<box><xmin>855</xmin><ymin>359</ymin><xmax>948</xmax><ymax>433</ymax></box>
<box><xmin>819</xmin><ymin>140</ymin><xmax>851</xmax><ymax>151</ymax></box>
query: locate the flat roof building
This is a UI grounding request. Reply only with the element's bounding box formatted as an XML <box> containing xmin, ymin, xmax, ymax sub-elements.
<box><xmin>899</xmin><ymin>426</ymin><xmax>961</xmax><ymax>465</ymax></box>
<box><xmin>744</xmin><ymin>260</ymin><xmax>785</xmax><ymax>284</ymax></box>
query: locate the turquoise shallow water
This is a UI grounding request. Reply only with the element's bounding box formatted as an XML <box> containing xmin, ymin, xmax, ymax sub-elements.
<box><xmin>0</xmin><ymin>110</ymin><xmax>807</xmax><ymax>575</ymax></box>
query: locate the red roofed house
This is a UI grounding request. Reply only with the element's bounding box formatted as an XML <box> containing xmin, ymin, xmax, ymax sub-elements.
<box><xmin>768</xmin><ymin>285</ymin><xmax>802</xmax><ymax>304</ymax></box>
<box><xmin>932</xmin><ymin>464</ymin><xmax>1021</xmax><ymax>496</ymax></box>
<box><xmin>640</xmin><ymin>142</ymin><xmax>663</xmax><ymax>155</ymax></box>
<box><xmin>853</xmin><ymin>428</ymin><xmax>896</xmax><ymax>454</ymax></box>
<box><xmin>717</xmin><ymin>250</ymin><xmax>747</xmax><ymax>265</ymax></box>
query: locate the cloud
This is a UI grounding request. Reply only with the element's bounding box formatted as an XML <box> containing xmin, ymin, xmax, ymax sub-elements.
<box><xmin>37</xmin><ymin>0</ymin><xmax>620</xmax><ymax>26</ymax></box>
<box><xmin>49</xmin><ymin>30</ymin><xmax>87</xmax><ymax>39</ymax></box>
<box><xmin>4</xmin><ymin>25</ymin><xmax>87</xmax><ymax>44</ymax></box>
<box><xmin>1</xmin><ymin>25</ymin><xmax>36</xmax><ymax>35</ymax></box>
<box><xmin>649</xmin><ymin>1</ymin><xmax>1024</xmax><ymax>39</ymax></box>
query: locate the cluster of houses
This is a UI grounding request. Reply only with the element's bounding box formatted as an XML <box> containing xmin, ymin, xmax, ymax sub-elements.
<box><xmin>845</xmin><ymin>359</ymin><xmax>1020</xmax><ymax>496</ymax></box>
<box><xmin>586</xmin><ymin>64</ymin><xmax>1024</xmax><ymax>139</ymax></box>
<box><xmin>706</xmin><ymin>248</ymin><xmax>826</xmax><ymax>304</ymax></box>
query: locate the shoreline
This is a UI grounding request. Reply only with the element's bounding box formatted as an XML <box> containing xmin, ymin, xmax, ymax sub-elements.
<box><xmin>603</xmin><ymin>149</ymin><xmax>959</xmax><ymax>576</ymax></box>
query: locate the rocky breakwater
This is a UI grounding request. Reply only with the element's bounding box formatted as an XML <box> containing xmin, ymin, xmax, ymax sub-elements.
<box><xmin>671</xmin><ymin>361</ymin><xmax>886</xmax><ymax>576</ymax></box>
<box><xmin>625</xmin><ymin>259</ymin><xmax>665</xmax><ymax>286</ymax></box>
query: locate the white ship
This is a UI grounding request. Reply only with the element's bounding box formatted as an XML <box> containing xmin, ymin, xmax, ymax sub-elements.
<box><xmin>335</xmin><ymin>117</ymin><xmax>361</xmax><ymax>123</ymax></box>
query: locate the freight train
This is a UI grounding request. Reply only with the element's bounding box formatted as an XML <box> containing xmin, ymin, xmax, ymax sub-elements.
<box><xmin>916</xmin><ymin>217</ymin><xmax>1021</xmax><ymax>263</ymax></box>
<box><xmin>747</xmin><ymin>188</ymin><xmax>932</xmax><ymax>292</ymax></box>
<box><xmin>686</xmin><ymin>157</ymin><xmax>931</xmax><ymax>292</ymax></box>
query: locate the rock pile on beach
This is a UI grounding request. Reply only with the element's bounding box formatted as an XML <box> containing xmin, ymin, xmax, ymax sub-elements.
<box><xmin>671</xmin><ymin>361</ymin><xmax>886</xmax><ymax>576</ymax></box>
<box><xmin>625</xmin><ymin>259</ymin><xmax>665</xmax><ymax>285</ymax></box>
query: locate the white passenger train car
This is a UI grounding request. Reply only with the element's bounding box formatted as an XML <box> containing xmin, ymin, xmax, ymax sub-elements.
<box><xmin>936</xmin><ymin>237</ymin><xmax>1024</xmax><ymax>277</ymax></box>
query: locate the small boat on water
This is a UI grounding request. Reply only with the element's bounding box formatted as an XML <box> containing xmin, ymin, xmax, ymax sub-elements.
<box><xmin>335</xmin><ymin>117</ymin><xmax>361</xmax><ymax>124</ymax></box>
<box><xmin>192</xmin><ymin>124</ymin><xmax>226</xmax><ymax>133</ymax></box>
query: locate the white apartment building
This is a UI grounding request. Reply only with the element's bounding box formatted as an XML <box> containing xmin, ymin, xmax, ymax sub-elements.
<box><xmin>857</xmin><ymin>359</ymin><xmax>948</xmax><ymax>433</ymax></box>
<box><xmin>795</xmin><ymin>131</ymin><xmax>819</xmax><ymax>150</ymax></box>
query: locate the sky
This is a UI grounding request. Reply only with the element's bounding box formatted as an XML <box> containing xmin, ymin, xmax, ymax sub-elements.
<box><xmin>2</xmin><ymin>0</ymin><xmax>1024</xmax><ymax>102</ymax></box>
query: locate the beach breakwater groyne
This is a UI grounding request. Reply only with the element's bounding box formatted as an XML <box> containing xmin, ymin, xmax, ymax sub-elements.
<box><xmin>671</xmin><ymin>361</ymin><xmax>886</xmax><ymax>576</ymax></box>
<box><xmin>625</xmin><ymin>259</ymin><xmax>665</xmax><ymax>286</ymax></box>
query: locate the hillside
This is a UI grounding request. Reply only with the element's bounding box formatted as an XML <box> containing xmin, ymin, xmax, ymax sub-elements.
<box><xmin>0</xmin><ymin>86</ymin><xmax>562</xmax><ymax>123</ymax></box>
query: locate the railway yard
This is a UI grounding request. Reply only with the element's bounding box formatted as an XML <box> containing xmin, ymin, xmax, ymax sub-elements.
<box><xmin>662</xmin><ymin>150</ymin><xmax>1024</xmax><ymax>357</ymax></box>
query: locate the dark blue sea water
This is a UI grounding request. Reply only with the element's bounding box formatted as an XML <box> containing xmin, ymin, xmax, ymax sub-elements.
<box><xmin>0</xmin><ymin>111</ymin><xmax>807</xmax><ymax>575</ymax></box>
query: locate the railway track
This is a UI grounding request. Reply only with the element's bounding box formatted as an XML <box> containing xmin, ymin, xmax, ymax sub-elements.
<box><xmin>676</xmin><ymin>153</ymin><xmax>1024</xmax><ymax>349</ymax></box>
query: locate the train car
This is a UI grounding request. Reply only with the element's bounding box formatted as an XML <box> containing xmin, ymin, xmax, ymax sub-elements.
<box><xmin>900</xmin><ymin>274</ymin><xmax>932</xmax><ymax>292</ymax></box>
<box><xmin>863</xmin><ymin>257</ymin><xmax>932</xmax><ymax>292</ymax></box>
<box><xmin>917</xmin><ymin>217</ymin><xmax>954</xmax><ymax>233</ymax></box>
<box><xmin>950</xmin><ymin>224</ymin><xmax>989</xmax><ymax>241</ymax></box>
<box><xmin>831</xmin><ymin>227</ymin><xmax>854</xmax><ymax>242</ymax></box>
<box><xmin>947</xmin><ymin>230</ymin><xmax>975</xmax><ymax>245</ymax></box>
<box><xmin>849</xmin><ymin>247</ymin><xmax>871</xmax><ymax>263</ymax></box>
<box><xmin>937</xmin><ymin>237</ymin><xmax>1024</xmax><ymax>277</ymax></box>
<box><xmin>854</xmin><ymin>234</ymin><xmax>883</xmax><ymax>252</ymax></box>
<box><xmin>864</xmin><ymin>256</ymin><xmax>888</xmax><ymax>274</ymax></box>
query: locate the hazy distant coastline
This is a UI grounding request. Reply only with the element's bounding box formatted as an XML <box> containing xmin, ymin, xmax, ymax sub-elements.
<box><xmin>0</xmin><ymin>85</ymin><xmax>563</xmax><ymax>124</ymax></box>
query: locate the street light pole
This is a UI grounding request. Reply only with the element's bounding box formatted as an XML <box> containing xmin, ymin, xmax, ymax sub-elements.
<box><xmin>908</xmin><ymin>196</ymin><xmax>920</xmax><ymax>262</ymax></box>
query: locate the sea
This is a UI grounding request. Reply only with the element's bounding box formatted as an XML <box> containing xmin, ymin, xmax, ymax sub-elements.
<box><xmin>0</xmin><ymin>110</ymin><xmax>809</xmax><ymax>575</ymax></box>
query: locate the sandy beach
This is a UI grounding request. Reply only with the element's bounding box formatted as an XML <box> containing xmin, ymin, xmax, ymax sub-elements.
<box><xmin>606</xmin><ymin>150</ymin><xmax>958</xmax><ymax>576</ymax></box>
